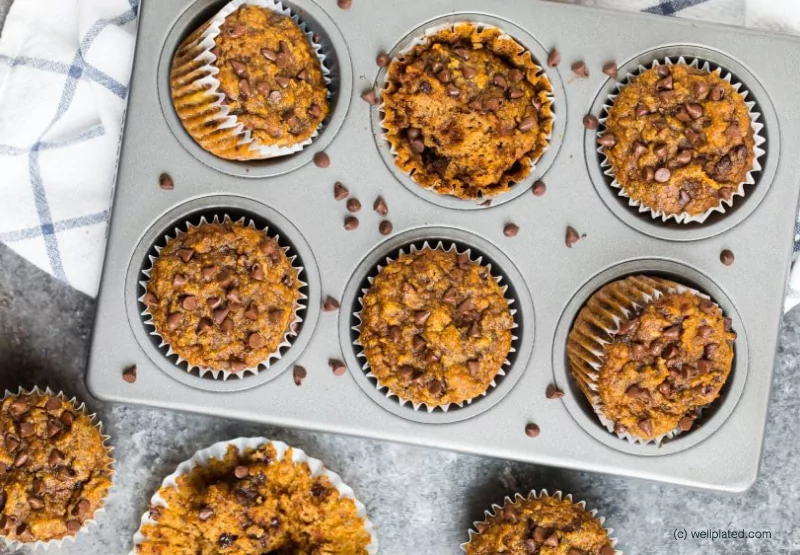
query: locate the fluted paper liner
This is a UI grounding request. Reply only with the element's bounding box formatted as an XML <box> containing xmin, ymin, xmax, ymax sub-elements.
<box><xmin>131</xmin><ymin>437</ymin><xmax>377</xmax><ymax>554</ymax></box>
<box><xmin>139</xmin><ymin>214</ymin><xmax>306</xmax><ymax>380</ymax></box>
<box><xmin>353</xmin><ymin>241</ymin><xmax>519</xmax><ymax>413</ymax></box>
<box><xmin>379</xmin><ymin>22</ymin><xmax>555</xmax><ymax>204</ymax></box>
<box><xmin>461</xmin><ymin>489</ymin><xmax>621</xmax><ymax>554</ymax></box>
<box><xmin>170</xmin><ymin>0</ymin><xmax>330</xmax><ymax>161</ymax></box>
<box><xmin>597</xmin><ymin>56</ymin><xmax>766</xmax><ymax>224</ymax></box>
<box><xmin>0</xmin><ymin>386</ymin><xmax>114</xmax><ymax>550</ymax></box>
<box><xmin>567</xmin><ymin>275</ymin><xmax>730</xmax><ymax>446</ymax></box>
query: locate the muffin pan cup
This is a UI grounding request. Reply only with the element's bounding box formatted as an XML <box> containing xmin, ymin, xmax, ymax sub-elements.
<box><xmin>596</xmin><ymin>56</ymin><xmax>766</xmax><ymax>224</ymax></box>
<box><xmin>0</xmin><ymin>387</ymin><xmax>114</xmax><ymax>551</ymax></box>
<box><xmin>131</xmin><ymin>437</ymin><xmax>378</xmax><ymax>554</ymax></box>
<box><xmin>88</xmin><ymin>0</ymin><xmax>800</xmax><ymax>492</ymax></box>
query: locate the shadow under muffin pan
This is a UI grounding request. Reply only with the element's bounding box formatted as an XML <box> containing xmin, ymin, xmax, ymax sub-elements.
<box><xmin>157</xmin><ymin>0</ymin><xmax>353</xmax><ymax>178</ymax></box>
<box><xmin>88</xmin><ymin>0</ymin><xmax>800</xmax><ymax>492</ymax></box>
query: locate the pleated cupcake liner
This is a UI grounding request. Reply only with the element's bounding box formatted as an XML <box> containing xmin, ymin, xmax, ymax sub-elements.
<box><xmin>170</xmin><ymin>0</ymin><xmax>330</xmax><ymax>160</ymax></box>
<box><xmin>567</xmin><ymin>275</ymin><xmax>728</xmax><ymax>446</ymax></box>
<box><xmin>0</xmin><ymin>386</ymin><xmax>114</xmax><ymax>550</ymax></box>
<box><xmin>139</xmin><ymin>214</ymin><xmax>306</xmax><ymax>380</ymax></box>
<box><xmin>378</xmin><ymin>22</ymin><xmax>555</xmax><ymax>203</ymax></box>
<box><xmin>131</xmin><ymin>437</ymin><xmax>377</xmax><ymax>555</ymax></box>
<box><xmin>461</xmin><ymin>489</ymin><xmax>621</xmax><ymax>554</ymax></box>
<box><xmin>352</xmin><ymin>241</ymin><xmax>519</xmax><ymax>413</ymax></box>
<box><xmin>597</xmin><ymin>56</ymin><xmax>766</xmax><ymax>224</ymax></box>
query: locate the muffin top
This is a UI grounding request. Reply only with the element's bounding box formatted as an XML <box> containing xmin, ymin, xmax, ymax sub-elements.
<box><xmin>598</xmin><ymin>290</ymin><xmax>736</xmax><ymax>440</ymax></box>
<box><xmin>382</xmin><ymin>24</ymin><xmax>553</xmax><ymax>200</ymax></box>
<box><xmin>136</xmin><ymin>443</ymin><xmax>372</xmax><ymax>555</ymax></box>
<box><xmin>601</xmin><ymin>63</ymin><xmax>754</xmax><ymax>217</ymax></box>
<box><xmin>358</xmin><ymin>248</ymin><xmax>513</xmax><ymax>407</ymax></box>
<box><xmin>466</xmin><ymin>495</ymin><xmax>615</xmax><ymax>555</ymax></box>
<box><xmin>0</xmin><ymin>393</ymin><xmax>113</xmax><ymax>543</ymax></box>
<box><xmin>144</xmin><ymin>220</ymin><xmax>302</xmax><ymax>372</ymax></box>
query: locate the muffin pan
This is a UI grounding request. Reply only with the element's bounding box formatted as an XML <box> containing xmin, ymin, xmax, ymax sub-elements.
<box><xmin>87</xmin><ymin>0</ymin><xmax>800</xmax><ymax>491</ymax></box>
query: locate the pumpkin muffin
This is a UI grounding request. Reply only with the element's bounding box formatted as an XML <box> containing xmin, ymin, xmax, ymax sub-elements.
<box><xmin>358</xmin><ymin>248</ymin><xmax>514</xmax><ymax>407</ymax></box>
<box><xmin>466</xmin><ymin>493</ymin><xmax>615</xmax><ymax>555</ymax></box>
<box><xmin>599</xmin><ymin>63</ymin><xmax>755</xmax><ymax>218</ymax></box>
<box><xmin>382</xmin><ymin>23</ymin><xmax>553</xmax><ymax>200</ymax></box>
<box><xmin>0</xmin><ymin>391</ymin><xmax>113</xmax><ymax>544</ymax></box>
<box><xmin>143</xmin><ymin>219</ymin><xmax>303</xmax><ymax>373</ymax></box>
<box><xmin>170</xmin><ymin>4</ymin><xmax>329</xmax><ymax>160</ymax></box>
<box><xmin>135</xmin><ymin>442</ymin><xmax>372</xmax><ymax>554</ymax></box>
<box><xmin>567</xmin><ymin>275</ymin><xmax>736</xmax><ymax>441</ymax></box>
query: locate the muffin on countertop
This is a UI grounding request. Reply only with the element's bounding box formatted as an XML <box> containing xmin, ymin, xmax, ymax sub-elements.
<box><xmin>358</xmin><ymin>248</ymin><xmax>514</xmax><ymax>407</ymax></box>
<box><xmin>144</xmin><ymin>220</ymin><xmax>302</xmax><ymax>372</ymax></box>
<box><xmin>171</xmin><ymin>4</ymin><xmax>328</xmax><ymax>160</ymax></box>
<box><xmin>136</xmin><ymin>443</ymin><xmax>372</xmax><ymax>554</ymax></box>
<box><xmin>382</xmin><ymin>23</ymin><xmax>553</xmax><ymax>200</ymax></box>
<box><xmin>0</xmin><ymin>392</ymin><xmax>113</xmax><ymax>544</ymax></box>
<box><xmin>466</xmin><ymin>494</ymin><xmax>615</xmax><ymax>555</ymax></box>
<box><xmin>600</xmin><ymin>63</ymin><xmax>754</xmax><ymax>217</ymax></box>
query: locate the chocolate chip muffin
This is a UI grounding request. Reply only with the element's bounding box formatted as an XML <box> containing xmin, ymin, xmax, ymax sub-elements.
<box><xmin>358</xmin><ymin>248</ymin><xmax>514</xmax><ymax>407</ymax></box>
<box><xmin>466</xmin><ymin>493</ymin><xmax>615</xmax><ymax>555</ymax></box>
<box><xmin>171</xmin><ymin>4</ymin><xmax>328</xmax><ymax>160</ymax></box>
<box><xmin>382</xmin><ymin>23</ymin><xmax>553</xmax><ymax>200</ymax></box>
<box><xmin>0</xmin><ymin>391</ymin><xmax>113</xmax><ymax>544</ymax></box>
<box><xmin>599</xmin><ymin>63</ymin><xmax>755</xmax><ymax>218</ymax></box>
<box><xmin>143</xmin><ymin>219</ymin><xmax>302</xmax><ymax>373</ymax></box>
<box><xmin>567</xmin><ymin>275</ymin><xmax>736</xmax><ymax>441</ymax></box>
<box><xmin>135</xmin><ymin>442</ymin><xmax>373</xmax><ymax>554</ymax></box>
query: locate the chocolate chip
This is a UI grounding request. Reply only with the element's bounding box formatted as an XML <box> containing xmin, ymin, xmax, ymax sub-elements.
<box><xmin>18</xmin><ymin>422</ymin><xmax>34</xmax><ymax>438</ymax></box>
<box><xmin>344</xmin><ymin>216</ymin><xmax>359</xmax><ymax>230</ymax></box>
<box><xmin>675</xmin><ymin>105</ymin><xmax>692</xmax><ymax>122</ymax></box>
<box><xmin>547</xmin><ymin>48</ymin><xmax>560</xmax><ymax>67</ymax></box>
<box><xmin>229</xmin><ymin>60</ymin><xmax>247</xmax><ymax>78</ymax></box>
<box><xmin>686</xmin><ymin>102</ymin><xmax>704</xmax><ymax>119</ymax></box>
<box><xmin>518</xmin><ymin>116</ymin><xmax>536</xmax><ymax>132</ymax></box>
<box><xmin>633</xmin><ymin>142</ymin><xmax>648</xmax><ymax>158</ymax></box>
<box><xmin>600</xmin><ymin>547</ymin><xmax>615</xmax><ymax>555</ymax></box>
<box><xmin>262</xmin><ymin>48</ymin><xmax>277</xmax><ymax>61</ymax></box>
<box><xmin>658</xmin><ymin>90</ymin><xmax>676</xmax><ymax>103</ymax></box>
<box><xmin>597</xmin><ymin>133</ymin><xmax>616</xmax><ymax>147</ymax></box>
<box><xmin>602</xmin><ymin>61</ymin><xmax>618</xmax><ymax>79</ymax></box>
<box><xmin>697</xmin><ymin>359</ymin><xmax>713</xmax><ymax>374</ymax></box>
<box><xmin>410</xmin><ymin>137</ymin><xmax>425</xmax><ymax>153</ymax></box>
<box><xmin>427</xmin><ymin>380</ymin><xmax>442</xmax><ymax>396</ymax></box>
<box><xmin>233</xmin><ymin>465</ymin><xmax>249</xmax><ymax>479</ymax></box>
<box><xmin>635</xmin><ymin>103</ymin><xmax>649</xmax><ymax>117</ymax></box>
<box><xmin>248</xmin><ymin>333</ymin><xmax>263</xmax><ymax>350</ymax></box>
<box><xmin>679</xmin><ymin>189</ymin><xmax>691</xmax><ymax>206</ymax></box>
<box><xmin>565</xmin><ymin>226</ymin><xmax>580</xmax><ymax>248</ymax></box>
<box><xmin>583</xmin><ymin>114</ymin><xmax>599</xmax><ymax>130</ymax></box>
<box><xmin>44</xmin><ymin>397</ymin><xmax>61</xmax><ymax>411</ymax></box>
<box><xmin>322</xmin><ymin>296</ymin><xmax>340</xmax><ymax>311</ymax></box>
<box><xmin>122</xmin><ymin>365</ymin><xmax>137</xmax><ymax>384</ymax></box>
<box><xmin>484</xmin><ymin>97</ymin><xmax>501</xmax><ymax>112</ymax></box>
<box><xmin>698</xmin><ymin>325</ymin><xmax>714</xmax><ymax>339</ymax></box>
<box><xmin>376</xmin><ymin>52</ymin><xmax>391</xmax><ymax>67</ymax></box>
<box><xmin>492</xmin><ymin>74</ymin><xmax>507</xmax><ymax>89</ymax></box>
<box><xmin>718</xmin><ymin>187</ymin><xmax>734</xmax><ymax>201</ymax></box>
<box><xmin>414</xmin><ymin>310</ymin><xmax>431</xmax><ymax>326</ymax></box>
<box><xmin>658</xmin><ymin>382</ymin><xmax>672</xmax><ymax>396</ymax></box>
<box><xmin>631</xmin><ymin>343</ymin><xmax>646</xmax><ymax>360</ymax></box>
<box><xmin>333</xmin><ymin>182</ymin><xmax>349</xmax><ymax>201</ymax></box>
<box><xmin>378</xmin><ymin>220</ymin><xmax>393</xmax><ymax>236</ymax></box>
<box><xmin>167</xmin><ymin>312</ymin><xmax>182</xmax><ymax>330</ymax></box>
<box><xmin>654</xmin><ymin>167</ymin><xmax>671</xmax><ymax>183</ymax></box>
<box><xmin>678</xmin><ymin>416</ymin><xmax>695</xmax><ymax>432</ymax></box>
<box><xmin>46</xmin><ymin>420</ymin><xmax>61</xmax><ymax>438</ymax></box>
<box><xmin>662</xmin><ymin>325</ymin><xmax>681</xmax><ymax>340</ymax></box>
<box><xmin>329</xmin><ymin>359</ymin><xmax>347</xmax><ymax>376</ymax></box>
<box><xmin>198</xmin><ymin>506</ymin><xmax>214</xmax><ymax>521</ymax></box>
<box><xmin>221</xmin><ymin>318</ymin><xmax>235</xmax><ymax>334</ymax></box>
<box><xmin>675</xmin><ymin>149</ymin><xmax>692</xmax><ymax>165</ymax></box>
<box><xmin>346</xmin><ymin>198</ymin><xmax>361</xmax><ymax>213</ymax></box>
<box><xmin>638</xmin><ymin>418</ymin><xmax>653</xmax><ymax>436</ymax></box>
<box><xmin>462</xmin><ymin>66</ymin><xmax>477</xmax><ymax>79</ymax></box>
<box><xmin>571</xmin><ymin>61</ymin><xmax>588</xmax><ymax>78</ymax></box>
<box><xmin>503</xmin><ymin>223</ymin><xmax>519</xmax><ymax>237</ymax></box>
<box><xmin>360</xmin><ymin>90</ymin><xmax>378</xmax><ymax>105</ymax></box>
<box><xmin>181</xmin><ymin>295</ymin><xmax>198</xmax><ymax>310</ymax></box>
<box><xmin>720</xmin><ymin>249</ymin><xmax>735</xmax><ymax>266</ymax></box>
<box><xmin>524</xmin><ymin>423</ymin><xmax>540</xmax><ymax>437</ymax></box>
<box><xmin>313</xmin><ymin>152</ymin><xmax>330</xmax><ymax>168</ymax></box>
<box><xmin>49</xmin><ymin>449</ymin><xmax>64</xmax><ymax>466</ymax></box>
<box><xmin>229</xmin><ymin>360</ymin><xmax>246</xmax><ymax>372</ymax></box>
<box><xmin>466</xmin><ymin>360</ymin><xmax>480</xmax><ymax>377</ymax></box>
<box><xmin>725</xmin><ymin>121</ymin><xmax>740</xmax><ymax>140</ymax></box>
<box><xmin>654</xmin><ymin>143</ymin><xmax>668</xmax><ymax>162</ymax></box>
<box><xmin>532</xmin><ymin>180</ymin><xmax>546</xmax><ymax>196</ymax></box>
<box><xmin>685</xmin><ymin>128</ymin><xmax>703</xmax><ymax>147</ymax></box>
<box><xmin>60</xmin><ymin>411</ymin><xmax>72</xmax><ymax>426</ymax></box>
<box><xmin>447</xmin><ymin>84</ymin><xmax>461</xmax><ymax>98</ymax></box>
<box><xmin>159</xmin><ymin>173</ymin><xmax>174</xmax><ymax>190</ymax></box>
<box><xmin>293</xmin><ymin>365</ymin><xmax>307</xmax><ymax>386</ymax></box>
<box><xmin>710</xmin><ymin>83</ymin><xmax>725</xmax><ymax>101</ymax></box>
<box><xmin>213</xmin><ymin>307</ymin><xmax>229</xmax><ymax>325</ymax></box>
<box><xmin>437</xmin><ymin>69</ymin><xmax>453</xmax><ymax>84</ymax></box>
<box><xmin>27</xmin><ymin>496</ymin><xmax>44</xmax><ymax>510</ymax></box>
<box><xmin>656</xmin><ymin>74</ymin><xmax>673</xmax><ymax>91</ymax></box>
<box><xmin>268</xmin><ymin>90</ymin><xmax>282</xmax><ymax>103</ymax></box>
<box><xmin>705</xmin><ymin>343</ymin><xmax>719</xmax><ymax>358</ymax></box>
<box><xmin>14</xmin><ymin>452</ymin><xmax>28</xmax><ymax>467</ymax></box>
<box><xmin>657</xmin><ymin>65</ymin><xmax>670</xmax><ymax>78</ymax></box>
<box><xmin>176</xmin><ymin>249</ymin><xmax>194</xmax><ymax>263</ymax></box>
<box><xmin>662</xmin><ymin>343</ymin><xmax>679</xmax><ymax>359</ymax></box>
<box><xmin>545</xmin><ymin>384</ymin><xmax>564</xmax><ymax>399</ymax></box>
<box><xmin>544</xmin><ymin>533</ymin><xmax>560</xmax><ymax>547</ymax></box>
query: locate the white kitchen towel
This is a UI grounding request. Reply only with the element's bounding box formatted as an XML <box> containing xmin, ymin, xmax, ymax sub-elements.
<box><xmin>0</xmin><ymin>0</ymin><xmax>799</xmax><ymax>310</ymax></box>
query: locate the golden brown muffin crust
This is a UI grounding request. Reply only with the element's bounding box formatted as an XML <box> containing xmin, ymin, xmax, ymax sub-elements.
<box><xmin>145</xmin><ymin>221</ymin><xmax>302</xmax><ymax>372</ymax></box>
<box><xmin>382</xmin><ymin>24</ymin><xmax>553</xmax><ymax>199</ymax></box>
<box><xmin>0</xmin><ymin>393</ymin><xmax>112</xmax><ymax>543</ymax></box>
<box><xmin>466</xmin><ymin>495</ymin><xmax>615</xmax><ymax>555</ymax></box>
<box><xmin>136</xmin><ymin>444</ymin><xmax>371</xmax><ymax>555</ymax></box>
<box><xmin>601</xmin><ymin>63</ymin><xmax>754</xmax><ymax>217</ymax></box>
<box><xmin>597</xmin><ymin>290</ymin><xmax>736</xmax><ymax>440</ymax></box>
<box><xmin>358</xmin><ymin>248</ymin><xmax>513</xmax><ymax>407</ymax></box>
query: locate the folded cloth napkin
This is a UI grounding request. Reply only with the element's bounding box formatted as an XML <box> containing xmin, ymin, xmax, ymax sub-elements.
<box><xmin>1</xmin><ymin>0</ymin><xmax>799</xmax><ymax>309</ymax></box>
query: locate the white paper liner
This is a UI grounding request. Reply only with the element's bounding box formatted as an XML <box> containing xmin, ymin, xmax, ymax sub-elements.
<box><xmin>597</xmin><ymin>56</ymin><xmax>766</xmax><ymax>224</ymax></box>
<box><xmin>378</xmin><ymin>22</ymin><xmax>556</xmax><ymax>204</ymax></box>
<box><xmin>139</xmin><ymin>214</ymin><xmax>307</xmax><ymax>380</ymax></box>
<box><xmin>173</xmin><ymin>0</ymin><xmax>331</xmax><ymax>160</ymax></box>
<box><xmin>131</xmin><ymin>437</ymin><xmax>378</xmax><ymax>555</ymax></box>
<box><xmin>0</xmin><ymin>386</ymin><xmax>114</xmax><ymax>550</ymax></box>
<box><xmin>353</xmin><ymin>241</ymin><xmax>519</xmax><ymax>413</ymax></box>
<box><xmin>571</xmin><ymin>277</ymin><xmax>728</xmax><ymax>446</ymax></box>
<box><xmin>461</xmin><ymin>489</ymin><xmax>621</xmax><ymax>554</ymax></box>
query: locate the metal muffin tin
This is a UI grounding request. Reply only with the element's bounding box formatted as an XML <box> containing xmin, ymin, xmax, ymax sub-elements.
<box><xmin>87</xmin><ymin>0</ymin><xmax>800</xmax><ymax>492</ymax></box>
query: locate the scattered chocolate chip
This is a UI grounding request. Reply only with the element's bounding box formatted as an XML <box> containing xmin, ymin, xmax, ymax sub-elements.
<box><xmin>524</xmin><ymin>423</ymin><xmax>540</xmax><ymax>437</ymax></box>
<box><xmin>360</xmin><ymin>90</ymin><xmax>378</xmax><ymax>105</ymax></box>
<box><xmin>720</xmin><ymin>249</ymin><xmax>735</xmax><ymax>266</ymax></box>
<box><xmin>344</xmin><ymin>216</ymin><xmax>359</xmax><ymax>230</ymax></box>
<box><xmin>654</xmin><ymin>167</ymin><xmax>671</xmax><ymax>183</ymax></box>
<box><xmin>313</xmin><ymin>152</ymin><xmax>330</xmax><ymax>168</ymax></box>
<box><xmin>293</xmin><ymin>365</ymin><xmax>307</xmax><ymax>386</ymax></box>
<box><xmin>346</xmin><ymin>198</ymin><xmax>362</xmax><ymax>213</ymax></box>
<box><xmin>122</xmin><ymin>365</ymin><xmax>137</xmax><ymax>384</ymax></box>
<box><xmin>329</xmin><ymin>359</ymin><xmax>347</xmax><ymax>376</ymax></box>
<box><xmin>503</xmin><ymin>223</ymin><xmax>519</xmax><ymax>237</ymax></box>
<box><xmin>530</xmin><ymin>181</ymin><xmax>547</xmax><ymax>197</ymax></box>
<box><xmin>545</xmin><ymin>384</ymin><xmax>564</xmax><ymax>399</ymax></box>
<box><xmin>376</xmin><ymin>52</ymin><xmax>391</xmax><ymax>67</ymax></box>
<box><xmin>602</xmin><ymin>61</ymin><xmax>618</xmax><ymax>79</ymax></box>
<box><xmin>565</xmin><ymin>226</ymin><xmax>580</xmax><ymax>248</ymax></box>
<box><xmin>583</xmin><ymin>114</ymin><xmax>599</xmax><ymax>130</ymax></box>
<box><xmin>322</xmin><ymin>296</ymin><xmax>340</xmax><ymax>311</ymax></box>
<box><xmin>597</xmin><ymin>133</ymin><xmax>616</xmax><ymax>148</ymax></box>
<box><xmin>547</xmin><ymin>48</ymin><xmax>560</xmax><ymax>67</ymax></box>
<box><xmin>571</xmin><ymin>61</ymin><xmax>588</xmax><ymax>77</ymax></box>
<box><xmin>330</xmin><ymin>183</ymin><xmax>349</xmax><ymax>203</ymax></box>
<box><xmin>378</xmin><ymin>220</ymin><xmax>393</xmax><ymax>235</ymax></box>
<box><xmin>159</xmin><ymin>173</ymin><xmax>174</xmax><ymax>190</ymax></box>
